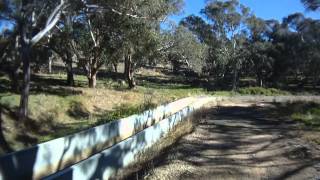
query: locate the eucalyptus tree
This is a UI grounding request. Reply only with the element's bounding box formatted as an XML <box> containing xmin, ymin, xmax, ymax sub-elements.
<box><xmin>201</xmin><ymin>0</ymin><xmax>251</xmax><ymax>90</ymax></box>
<box><xmin>49</xmin><ymin>14</ymin><xmax>77</xmax><ymax>86</ymax></box>
<box><xmin>164</xmin><ymin>25</ymin><xmax>208</xmax><ymax>74</ymax></box>
<box><xmin>102</xmin><ymin>0</ymin><xmax>183</xmax><ymax>89</ymax></box>
<box><xmin>284</xmin><ymin>13</ymin><xmax>320</xmax><ymax>86</ymax></box>
<box><xmin>121</xmin><ymin>20</ymin><xmax>163</xmax><ymax>89</ymax></box>
<box><xmin>70</xmin><ymin>12</ymin><xmax>109</xmax><ymax>88</ymax></box>
<box><xmin>247</xmin><ymin>15</ymin><xmax>274</xmax><ymax>87</ymax></box>
<box><xmin>302</xmin><ymin>20</ymin><xmax>320</xmax><ymax>86</ymax></box>
<box><xmin>0</xmin><ymin>2</ymin><xmax>21</xmax><ymax>92</ymax></box>
<box><xmin>299</xmin><ymin>0</ymin><xmax>320</xmax><ymax>86</ymax></box>
<box><xmin>180</xmin><ymin>15</ymin><xmax>215</xmax><ymax>45</ymax></box>
<box><xmin>0</xmin><ymin>0</ymin><xmax>69</xmax><ymax>120</ymax></box>
<box><xmin>0</xmin><ymin>33</ymin><xmax>21</xmax><ymax>92</ymax></box>
<box><xmin>301</xmin><ymin>0</ymin><xmax>320</xmax><ymax>11</ymax></box>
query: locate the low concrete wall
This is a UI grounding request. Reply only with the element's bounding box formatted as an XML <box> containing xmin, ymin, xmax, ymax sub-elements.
<box><xmin>0</xmin><ymin>96</ymin><xmax>214</xmax><ymax>180</ymax></box>
<box><xmin>43</xmin><ymin>96</ymin><xmax>214</xmax><ymax>180</ymax></box>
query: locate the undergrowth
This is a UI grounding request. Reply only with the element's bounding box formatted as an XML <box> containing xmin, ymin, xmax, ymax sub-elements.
<box><xmin>290</xmin><ymin>102</ymin><xmax>320</xmax><ymax>128</ymax></box>
<box><xmin>237</xmin><ymin>87</ymin><xmax>290</xmax><ymax>96</ymax></box>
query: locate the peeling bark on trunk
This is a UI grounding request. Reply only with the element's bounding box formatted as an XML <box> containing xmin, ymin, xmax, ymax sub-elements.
<box><xmin>113</xmin><ymin>62</ymin><xmax>118</xmax><ymax>73</ymax></box>
<box><xmin>88</xmin><ymin>72</ymin><xmax>97</xmax><ymax>88</ymax></box>
<box><xmin>124</xmin><ymin>53</ymin><xmax>136</xmax><ymax>89</ymax></box>
<box><xmin>85</xmin><ymin>59</ymin><xmax>99</xmax><ymax>88</ymax></box>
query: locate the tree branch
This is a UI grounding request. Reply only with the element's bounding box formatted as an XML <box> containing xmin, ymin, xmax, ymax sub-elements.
<box><xmin>30</xmin><ymin>0</ymin><xmax>67</xmax><ymax>46</ymax></box>
<box><xmin>84</xmin><ymin>3</ymin><xmax>166</xmax><ymax>21</ymax></box>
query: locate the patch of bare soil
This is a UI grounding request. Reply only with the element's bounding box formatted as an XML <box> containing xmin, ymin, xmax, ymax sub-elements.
<box><xmin>144</xmin><ymin>102</ymin><xmax>320</xmax><ymax>180</ymax></box>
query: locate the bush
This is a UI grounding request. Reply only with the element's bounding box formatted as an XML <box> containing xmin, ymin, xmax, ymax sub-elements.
<box><xmin>100</xmin><ymin>101</ymin><xmax>158</xmax><ymax>124</ymax></box>
<box><xmin>291</xmin><ymin>103</ymin><xmax>320</xmax><ymax>127</ymax></box>
<box><xmin>237</xmin><ymin>87</ymin><xmax>290</xmax><ymax>96</ymax></box>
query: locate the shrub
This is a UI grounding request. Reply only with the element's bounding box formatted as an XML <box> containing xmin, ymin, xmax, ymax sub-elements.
<box><xmin>237</xmin><ymin>87</ymin><xmax>290</xmax><ymax>96</ymax></box>
<box><xmin>100</xmin><ymin>101</ymin><xmax>158</xmax><ymax>124</ymax></box>
<box><xmin>291</xmin><ymin>103</ymin><xmax>320</xmax><ymax>127</ymax></box>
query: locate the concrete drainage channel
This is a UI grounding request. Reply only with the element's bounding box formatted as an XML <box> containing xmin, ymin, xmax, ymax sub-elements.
<box><xmin>0</xmin><ymin>96</ymin><xmax>218</xmax><ymax>180</ymax></box>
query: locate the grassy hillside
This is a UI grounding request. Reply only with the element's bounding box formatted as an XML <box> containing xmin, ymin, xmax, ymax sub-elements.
<box><xmin>0</xmin><ymin>65</ymin><xmax>295</xmax><ymax>154</ymax></box>
<box><xmin>0</xmin><ymin>68</ymin><xmax>209</xmax><ymax>154</ymax></box>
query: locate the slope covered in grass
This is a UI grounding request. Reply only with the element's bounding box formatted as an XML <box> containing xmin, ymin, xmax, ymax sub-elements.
<box><xmin>0</xmin><ymin>70</ymin><xmax>209</xmax><ymax>154</ymax></box>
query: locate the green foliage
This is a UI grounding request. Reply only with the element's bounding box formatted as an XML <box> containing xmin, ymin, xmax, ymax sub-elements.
<box><xmin>100</xmin><ymin>102</ymin><xmax>157</xmax><ymax>124</ymax></box>
<box><xmin>291</xmin><ymin>103</ymin><xmax>320</xmax><ymax>128</ymax></box>
<box><xmin>163</xmin><ymin>25</ymin><xmax>208</xmax><ymax>73</ymax></box>
<box><xmin>237</xmin><ymin>87</ymin><xmax>290</xmax><ymax>96</ymax></box>
<box><xmin>0</xmin><ymin>94</ymin><xmax>20</xmax><ymax>108</ymax></box>
<box><xmin>301</xmin><ymin>0</ymin><xmax>320</xmax><ymax>11</ymax></box>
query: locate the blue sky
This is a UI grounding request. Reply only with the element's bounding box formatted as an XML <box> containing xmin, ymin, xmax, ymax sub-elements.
<box><xmin>2</xmin><ymin>0</ymin><xmax>320</xmax><ymax>33</ymax></box>
<box><xmin>169</xmin><ymin>0</ymin><xmax>320</xmax><ymax>24</ymax></box>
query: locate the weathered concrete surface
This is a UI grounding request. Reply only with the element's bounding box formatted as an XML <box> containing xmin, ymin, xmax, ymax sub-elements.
<box><xmin>146</xmin><ymin>98</ymin><xmax>320</xmax><ymax>180</ymax></box>
<box><xmin>42</xmin><ymin>97</ymin><xmax>215</xmax><ymax>180</ymax></box>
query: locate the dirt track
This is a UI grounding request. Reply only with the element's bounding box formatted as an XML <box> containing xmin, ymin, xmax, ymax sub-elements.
<box><xmin>145</xmin><ymin>101</ymin><xmax>320</xmax><ymax>180</ymax></box>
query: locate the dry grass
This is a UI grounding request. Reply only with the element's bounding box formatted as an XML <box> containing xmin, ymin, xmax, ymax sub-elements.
<box><xmin>0</xmin><ymin>69</ymin><xmax>209</xmax><ymax>154</ymax></box>
<box><xmin>80</xmin><ymin>88</ymin><xmax>144</xmax><ymax>112</ymax></box>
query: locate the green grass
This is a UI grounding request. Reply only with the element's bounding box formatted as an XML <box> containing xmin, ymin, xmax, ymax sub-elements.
<box><xmin>237</xmin><ymin>87</ymin><xmax>290</xmax><ymax>96</ymax></box>
<box><xmin>39</xmin><ymin>102</ymin><xmax>158</xmax><ymax>142</ymax></box>
<box><xmin>291</xmin><ymin>103</ymin><xmax>320</xmax><ymax>128</ymax></box>
<box><xmin>0</xmin><ymin>71</ymin><xmax>296</xmax><ymax>154</ymax></box>
<box><xmin>274</xmin><ymin>102</ymin><xmax>320</xmax><ymax>144</ymax></box>
<box><xmin>0</xmin><ymin>94</ymin><xmax>20</xmax><ymax>108</ymax></box>
<box><xmin>0</xmin><ymin>72</ymin><xmax>213</xmax><ymax>152</ymax></box>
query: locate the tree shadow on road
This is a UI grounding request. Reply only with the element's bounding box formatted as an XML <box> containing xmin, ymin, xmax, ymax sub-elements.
<box><xmin>139</xmin><ymin>104</ymin><xmax>320</xmax><ymax>179</ymax></box>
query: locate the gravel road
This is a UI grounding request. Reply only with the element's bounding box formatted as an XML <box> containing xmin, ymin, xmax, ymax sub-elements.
<box><xmin>145</xmin><ymin>100</ymin><xmax>320</xmax><ymax>180</ymax></box>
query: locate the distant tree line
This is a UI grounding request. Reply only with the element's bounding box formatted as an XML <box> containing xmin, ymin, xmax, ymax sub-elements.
<box><xmin>181</xmin><ymin>0</ymin><xmax>320</xmax><ymax>91</ymax></box>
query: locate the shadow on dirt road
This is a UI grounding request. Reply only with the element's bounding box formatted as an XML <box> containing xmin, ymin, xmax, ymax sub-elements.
<box><xmin>139</xmin><ymin>103</ymin><xmax>320</xmax><ymax>180</ymax></box>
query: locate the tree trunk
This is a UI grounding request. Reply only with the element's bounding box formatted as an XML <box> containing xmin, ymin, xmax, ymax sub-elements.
<box><xmin>257</xmin><ymin>74</ymin><xmax>263</xmax><ymax>87</ymax></box>
<box><xmin>232</xmin><ymin>69</ymin><xmax>238</xmax><ymax>91</ymax></box>
<box><xmin>124</xmin><ymin>53</ymin><xmax>136</xmax><ymax>89</ymax></box>
<box><xmin>65</xmin><ymin>58</ymin><xmax>74</xmax><ymax>86</ymax></box>
<box><xmin>88</xmin><ymin>72</ymin><xmax>97</xmax><ymax>88</ymax></box>
<box><xmin>19</xmin><ymin>43</ymin><xmax>31</xmax><ymax>121</ymax></box>
<box><xmin>231</xmin><ymin>40</ymin><xmax>238</xmax><ymax>91</ymax></box>
<box><xmin>113</xmin><ymin>62</ymin><xmax>118</xmax><ymax>73</ymax></box>
<box><xmin>48</xmin><ymin>56</ymin><xmax>52</xmax><ymax>74</ymax></box>
<box><xmin>33</xmin><ymin>54</ymin><xmax>41</xmax><ymax>74</ymax></box>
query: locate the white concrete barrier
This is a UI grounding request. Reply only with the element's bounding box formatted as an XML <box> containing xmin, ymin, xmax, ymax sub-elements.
<box><xmin>0</xmin><ymin>96</ymin><xmax>214</xmax><ymax>180</ymax></box>
<box><xmin>43</xmin><ymin>96</ymin><xmax>214</xmax><ymax>180</ymax></box>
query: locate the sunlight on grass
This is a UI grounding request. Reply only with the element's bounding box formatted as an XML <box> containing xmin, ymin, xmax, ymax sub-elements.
<box><xmin>0</xmin><ymin>72</ymin><xmax>297</xmax><ymax>151</ymax></box>
<box><xmin>291</xmin><ymin>106</ymin><xmax>320</xmax><ymax>128</ymax></box>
